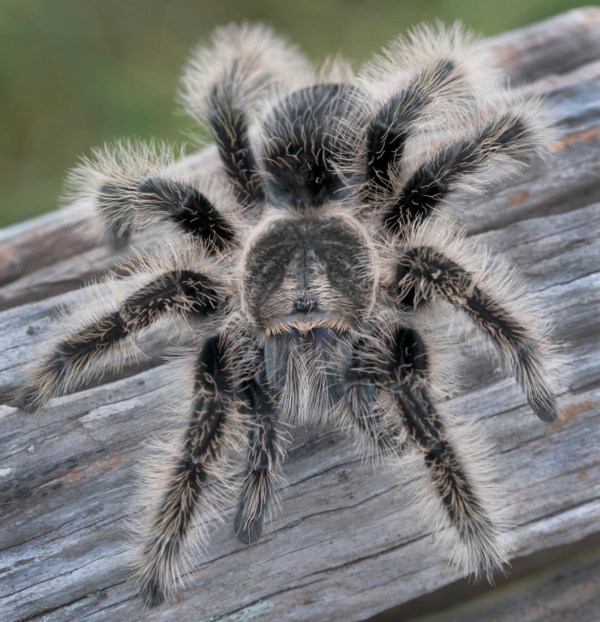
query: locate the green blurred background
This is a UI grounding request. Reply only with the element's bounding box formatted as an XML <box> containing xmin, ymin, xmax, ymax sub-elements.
<box><xmin>0</xmin><ymin>0</ymin><xmax>591</xmax><ymax>228</ymax></box>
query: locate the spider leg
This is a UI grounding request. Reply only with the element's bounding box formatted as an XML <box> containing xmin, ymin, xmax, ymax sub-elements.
<box><xmin>360</xmin><ymin>59</ymin><xmax>461</xmax><ymax>207</ymax></box>
<box><xmin>348</xmin><ymin>24</ymin><xmax>497</xmax><ymax>210</ymax></box>
<box><xmin>181</xmin><ymin>25</ymin><xmax>311</xmax><ymax>207</ymax></box>
<box><xmin>205</xmin><ymin>80</ymin><xmax>265</xmax><ymax>207</ymax></box>
<box><xmin>382</xmin><ymin>104</ymin><xmax>549</xmax><ymax>233</ymax></box>
<box><xmin>134</xmin><ymin>335</ymin><xmax>243</xmax><ymax>607</ymax></box>
<box><xmin>396</xmin><ymin>239</ymin><xmax>564</xmax><ymax>421</ymax></box>
<box><xmin>68</xmin><ymin>140</ymin><xmax>236</xmax><ymax>249</ymax></box>
<box><xmin>347</xmin><ymin>27</ymin><xmax>550</xmax><ymax>229</ymax></box>
<box><xmin>344</xmin><ymin>326</ymin><xmax>512</xmax><ymax>579</ymax></box>
<box><xmin>342</xmin><ymin>339</ymin><xmax>409</xmax><ymax>458</ymax></box>
<box><xmin>390</xmin><ymin>328</ymin><xmax>511</xmax><ymax>579</ymax></box>
<box><xmin>235</xmin><ymin>363</ymin><xmax>287</xmax><ymax>544</ymax></box>
<box><xmin>18</xmin><ymin>267</ymin><xmax>222</xmax><ymax>412</ymax></box>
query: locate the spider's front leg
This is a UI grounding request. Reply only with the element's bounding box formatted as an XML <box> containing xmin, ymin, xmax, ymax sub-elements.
<box><xmin>342</xmin><ymin>338</ymin><xmax>409</xmax><ymax>458</ymax></box>
<box><xmin>17</xmin><ymin>263</ymin><xmax>223</xmax><ymax>412</ymax></box>
<box><xmin>395</xmin><ymin>231</ymin><xmax>566</xmax><ymax>421</ymax></box>
<box><xmin>343</xmin><ymin>326</ymin><xmax>513</xmax><ymax>579</ymax></box>
<box><xmin>136</xmin><ymin>337</ymin><xmax>289</xmax><ymax>605</ymax></box>
<box><xmin>134</xmin><ymin>335</ymin><xmax>244</xmax><ymax>607</ymax></box>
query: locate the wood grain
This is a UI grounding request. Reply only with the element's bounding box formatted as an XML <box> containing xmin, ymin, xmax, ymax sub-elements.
<box><xmin>432</xmin><ymin>547</ymin><xmax>600</xmax><ymax>622</ymax></box>
<box><xmin>1</xmin><ymin>9</ymin><xmax>599</xmax><ymax>621</ymax></box>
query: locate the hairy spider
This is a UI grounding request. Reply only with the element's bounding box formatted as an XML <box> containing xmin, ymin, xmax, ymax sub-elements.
<box><xmin>18</xmin><ymin>23</ymin><xmax>567</xmax><ymax>606</ymax></box>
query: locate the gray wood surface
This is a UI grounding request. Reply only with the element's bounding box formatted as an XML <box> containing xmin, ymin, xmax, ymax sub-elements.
<box><xmin>429</xmin><ymin>546</ymin><xmax>600</xmax><ymax>622</ymax></box>
<box><xmin>1</xmin><ymin>8</ymin><xmax>600</xmax><ymax>621</ymax></box>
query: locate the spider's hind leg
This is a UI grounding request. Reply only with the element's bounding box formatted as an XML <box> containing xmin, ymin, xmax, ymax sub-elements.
<box><xmin>348</xmin><ymin>24</ymin><xmax>552</xmax><ymax>230</ymax></box>
<box><xmin>180</xmin><ymin>25</ymin><xmax>312</xmax><ymax>207</ymax></box>
<box><xmin>382</xmin><ymin>104</ymin><xmax>550</xmax><ymax>232</ymax></box>
<box><xmin>348</xmin><ymin>23</ymin><xmax>498</xmax><ymax>212</ymax></box>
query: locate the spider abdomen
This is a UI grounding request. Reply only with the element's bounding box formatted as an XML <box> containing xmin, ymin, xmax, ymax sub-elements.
<box><xmin>260</xmin><ymin>84</ymin><xmax>361</xmax><ymax>209</ymax></box>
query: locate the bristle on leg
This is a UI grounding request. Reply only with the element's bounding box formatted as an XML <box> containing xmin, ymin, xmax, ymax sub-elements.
<box><xmin>180</xmin><ymin>24</ymin><xmax>313</xmax><ymax>207</ymax></box>
<box><xmin>235</xmin><ymin>368</ymin><xmax>287</xmax><ymax>544</ymax></box>
<box><xmin>17</xmin><ymin>267</ymin><xmax>222</xmax><ymax>412</ymax></box>
<box><xmin>395</xmin><ymin>228</ymin><xmax>567</xmax><ymax>421</ymax></box>
<box><xmin>383</xmin><ymin>101</ymin><xmax>552</xmax><ymax>232</ymax></box>
<box><xmin>133</xmin><ymin>336</ymin><xmax>244</xmax><ymax>606</ymax></box>
<box><xmin>389</xmin><ymin>327</ymin><xmax>514</xmax><ymax>579</ymax></box>
<box><xmin>65</xmin><ymin>138</ymin><xmax>238</xmax><ymax>248</ymax></box>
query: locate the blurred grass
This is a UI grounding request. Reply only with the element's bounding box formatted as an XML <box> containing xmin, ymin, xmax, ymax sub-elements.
<box><xmin>0</xmin><ymin>0</ymin><xmax>591</xmax><ymax>227</ymax></box>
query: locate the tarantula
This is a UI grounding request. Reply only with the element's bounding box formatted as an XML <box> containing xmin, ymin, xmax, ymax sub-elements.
<box><xmin>18</xmin><ymin>23</ymin><xmax>566</xmax><ymax>606</ymax></box>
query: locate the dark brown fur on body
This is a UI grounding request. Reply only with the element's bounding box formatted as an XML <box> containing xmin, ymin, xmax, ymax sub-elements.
<box><xmin>17</xmin><ymin>22</ymin><xmax>567</xmax><ymax>606</ymax></box>
<box><xmin>242</xmin><ymin>211</ymin><xmax>377</xmax><ymax>333</ymax></box>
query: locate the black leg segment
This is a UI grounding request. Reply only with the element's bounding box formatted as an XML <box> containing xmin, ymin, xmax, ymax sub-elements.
<box><xmin>235</xmin><ymin>362</ymin><xmax>285</xmax><ymax>544</ymax></box>
<box><xmin>136</xmin><ymin>177</ymin><xmax>236</xmax><ymax>251</ymax></box>
<box><xmin>388</xmin><ymin>327</ymin><xmax>509</xmax><ymax>579</ymax></box>
<box><xmin>384</xmin><ymin>114</ymin><xmax>534</xmax><ymax>232</ymax></box>
<box><xmin>136</xmin><ymin>336</ymin><xmax>237</xmax><ymax>607</ymax></box>
<box><xmin>18</xmin><ymin>270</ymin><xmax>221</xmax><ymax>412</ymax></box>
<box><xmin>396</xmin><ymin>246</ymin><xmax>560</xmax><ymax>421</ymax></box>
<box><xmin>209</xmin><ymin>69</ymin><xmax>265</xmax><ymax>207</ymax></box>
<box><xmin>363</xmin><ymin>60</ymin><xmax>457</xmax><ymax>204</ymax></box>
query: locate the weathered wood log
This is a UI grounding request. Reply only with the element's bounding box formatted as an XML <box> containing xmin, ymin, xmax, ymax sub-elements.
<box><xmin>1</xmin><ymin>8</ymin><xmax>600</xmax><ymax>621</ymax></box>
<box><xmin>371</xmin><ymin>533</ymin><xmax>600</xmax><ymax>621</ymax></box>
<box><xmin>433</xmin><ymin>546</ymin><xmax>600</xmax><ymax>622</ymax></box>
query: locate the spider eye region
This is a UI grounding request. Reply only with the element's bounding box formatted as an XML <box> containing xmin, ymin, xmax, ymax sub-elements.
<box><xmin>243</xmin><ymin>215</ymin><xmax>375</xmax><ymax>334</ymax></box>
<box><xmin>294</xmin><ymin>296</ymin><xmax>316</xmax><ymax>313</ymax></box>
